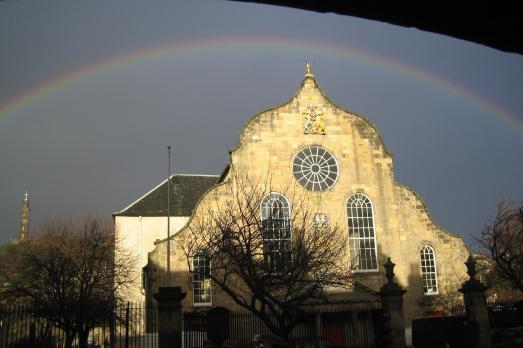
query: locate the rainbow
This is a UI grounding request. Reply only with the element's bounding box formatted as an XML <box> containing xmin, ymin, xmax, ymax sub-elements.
<box><xmin>1</xmin><ymin>36</ymin><xmax>521</xmax><ymax>132</ymax></box>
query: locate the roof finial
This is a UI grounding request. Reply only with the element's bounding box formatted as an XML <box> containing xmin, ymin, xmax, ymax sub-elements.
<box><xmin>24</xmin><ymin>190</ymin><xmax>29</xmax><ymax>202</ymax></box>
<box><xmin>305</xmin><ymin>62</ymin><xmax>314</xmax><ymax>78</ymax></box>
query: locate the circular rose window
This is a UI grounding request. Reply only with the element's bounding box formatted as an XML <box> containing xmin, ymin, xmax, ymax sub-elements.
<box><xmin>292</xmin><ymin>146</ymin><xmax>339</xmax><ymax>191</ymax></box>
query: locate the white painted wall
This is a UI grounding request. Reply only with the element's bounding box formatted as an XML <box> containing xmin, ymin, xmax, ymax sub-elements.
<box><xmin>115</xmin><ymin>215</ymin><xmax>189</xmax><ymax>301</ymax></box>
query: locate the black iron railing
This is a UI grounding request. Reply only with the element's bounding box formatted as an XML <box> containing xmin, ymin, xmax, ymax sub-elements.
<box><xmin>183</xmin><ymin>307</ymin><xmax>382</xmax><ymax>348</ymax></box>
<box><xmin>0</xmin><ymin>302</ymin><xmax>157</xmax><ymax>348</ymax></box>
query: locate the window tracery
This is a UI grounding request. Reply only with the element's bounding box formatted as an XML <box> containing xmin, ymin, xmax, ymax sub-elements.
<box><xmin>292</xmin><ymin>145</ymin><xmax>338</xmax><ymax>191</ymax></box>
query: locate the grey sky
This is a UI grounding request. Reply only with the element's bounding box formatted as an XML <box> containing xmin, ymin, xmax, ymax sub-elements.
<box><xmin>1</xmin><ymin>0</ymin><xmax>522</xmax><ymax>245</ymax></box>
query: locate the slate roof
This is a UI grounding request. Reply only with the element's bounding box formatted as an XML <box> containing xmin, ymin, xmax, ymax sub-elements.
<box><xmin>114</xmin><ymin>174</ymin><xmax>219</xmax><ymax>217</ymax></box>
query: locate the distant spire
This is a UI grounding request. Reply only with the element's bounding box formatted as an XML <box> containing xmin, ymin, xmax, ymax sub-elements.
<box><xmin>19</xmin><ymin>191</ymin><xmax>30</xmax><ymax>241</ymax></box>
<box><xmin>305</xmin><ymin>62</ymin><xmax>314</xmax><ymax>78</ymax></box>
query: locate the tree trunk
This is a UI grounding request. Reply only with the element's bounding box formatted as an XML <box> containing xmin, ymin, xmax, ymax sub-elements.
<box><xmin>64</xmin><ymin>331</ymin><xmax>75</xmax><ymax>348</ymax></box>
<box><xmin>78</xmin><ymin>328</ymin><xmax>90</xmax><ymax>348</ymax></box>
<box><xmin>272</xmin><ymin>328</ymin><xmax>290</xmax><ymax>348</ymax></box>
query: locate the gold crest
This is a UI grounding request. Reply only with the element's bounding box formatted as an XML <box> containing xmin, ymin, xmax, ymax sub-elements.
<box><xmin>302</xmin><ymin>105</ymin><xmax>325</xmax><ymax>134</ymax></box>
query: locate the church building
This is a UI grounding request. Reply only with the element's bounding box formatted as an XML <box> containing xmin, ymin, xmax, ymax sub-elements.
<box><xmin>114</xmin><ymin>64</ymin><xmax>469</xmax><ymax>339</ymax></box>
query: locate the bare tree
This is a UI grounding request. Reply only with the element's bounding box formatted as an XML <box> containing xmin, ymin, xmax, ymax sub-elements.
<box><xmin>425</xmin><ymin>260</ymin><xmax>466</xmax><ymax>314</ymax></box>
<box><xmin>179</xmin><ymin>172</ymin><xmax>353</xmax><ymax>340</ymax></box>
<box><xmin>0</xmin><ymin>216</ymin><xmax>135</xmax><ymax>348</ymax></box>
<box><xmin>478</xmin><ymin>201</ymin><xmax>523</xmax><ymax>293</ymax></box>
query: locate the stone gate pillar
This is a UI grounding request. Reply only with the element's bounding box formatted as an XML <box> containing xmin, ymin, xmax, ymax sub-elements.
<box><xmin>379</xmin><ymin>257</ymin><xmax>407</xmax><ymax>348</ymax></box>
<box><xmin>153</xmin><ymin>286</ymin><xmax>187</xmax><ymax>348</ymax></box>
<box><xmin>459</xmin><ymin>255</ymin><xmax>491</xmax><ymax>348</ymax></box>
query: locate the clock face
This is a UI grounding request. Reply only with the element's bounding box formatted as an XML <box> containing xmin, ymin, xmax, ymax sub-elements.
<box><xmin>292</xmin><ymin>145</ymin><xmax>339</xmax><ymax>191</ymax></box>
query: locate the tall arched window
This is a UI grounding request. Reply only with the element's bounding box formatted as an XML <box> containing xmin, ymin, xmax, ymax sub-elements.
<box><xmin>420</xmin><ymin>245</ymin><xmax>438</xmax><ymax>295</ymax></box>
<box><xmin>192</xmin><ymin>252</ymin><xmax>212</xmax><ymax>305</ymax></box>
<box><xmin>347</xmin><ymin>193</ymin><xmax>378</xmax><ymax>271</ymax></box>
<box><xmin>261</xmin><ymin>192</ymin><xmax>291</xmax><ymax>273</ymax></box>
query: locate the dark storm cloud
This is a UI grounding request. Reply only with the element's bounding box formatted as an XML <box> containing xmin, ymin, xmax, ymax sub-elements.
<box><xmin>0</xmin><ymin>0</ymin><xmax>522</xmax><ymax>244</ymax></box>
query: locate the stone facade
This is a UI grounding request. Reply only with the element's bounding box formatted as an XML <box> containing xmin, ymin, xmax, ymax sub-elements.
<box><xmin>118</xmin><ymin>66</ymin><xmax>469</xmax><ymax>335</ymax></box>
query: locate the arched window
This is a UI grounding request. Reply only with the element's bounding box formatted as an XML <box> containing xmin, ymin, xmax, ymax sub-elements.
<box><xmin>261</xmin><ymin>192</ymin><xmax>291</xmax><ymax>273</ymax></box>
<box><xmin>420</xmin><ymin>245</ymin><xmax>438</xmax><ymax>295</ymax></box>
<box><xmin>347</xmin><ymin>193</ymin><xmax>378</xmax><ymax>271</ymax></box>
<box><xmin>192</xmin><ymin>252</ymin><xmax>211</xmax><ymax>305</ymax></box>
